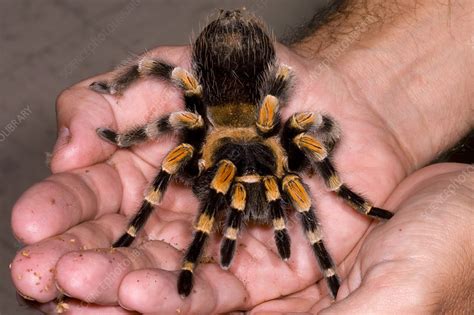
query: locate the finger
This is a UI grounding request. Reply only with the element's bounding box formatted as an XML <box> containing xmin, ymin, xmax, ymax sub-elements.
<box><xmin>51</xmin><ymin>85</ymin><xmax>117</xmax><ymax>173</ymax></box>
<box><xmin>51</xmin><ymin>46</ymin><xmax>190</xmax><ymax>173</ymax></box>
<box><xmin>55</xmin><ymin>241</ymin><xmax>181</xmax><ymax>305</ymax></box>
<box><xmin>11</xmin><ymin>214</ymin><xmax>126</xmax><ymax>303</ymax></box>
<box><xmin>319</xmin><ymin>163</ymin><xmax>474</xmax><ymax>314</ymax></box>
<box><xmin>54</xmin><ymin>218</ymin><xmax>245</xmax><ymax>312</ymax></box>
<box><xmin>11</xmin><ymin>163</ymin><xmax>122</xmax><ymax>244</ymax></box>
<box><xmin>50</xmin><ymin>215</ymin><xmax>192</xmax><ymax>306</ymax></box>
<box><xmin>249</xmin><ymin>285</ymin><xmax>321</xmax><ymax>314</ymax></box>
<box><xmin>108</xmin><ymin>149</ymin><xmax>198</xmax><ymax>218</ymax></box>
<box><xmin>118</xmin><ymin>265</ymin><xmax>249</xmax><ymax>314</ymax></box>
<box><xmin>317</xmin><ymin>270</ymin><xmax>420</xmax><ymax>314</ymax></box>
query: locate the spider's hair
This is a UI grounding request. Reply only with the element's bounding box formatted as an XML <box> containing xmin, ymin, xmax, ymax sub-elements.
<box><xmin>88</xmin><ymin>9</ymin><xmax>393</xmax><ymax>301</ymax></box>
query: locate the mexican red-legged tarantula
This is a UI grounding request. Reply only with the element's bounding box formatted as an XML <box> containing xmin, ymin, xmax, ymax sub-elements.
<box><xmin>89</xmin><ymin>10</ymin><xmax>393</xmax><ymax>299</ymax></box>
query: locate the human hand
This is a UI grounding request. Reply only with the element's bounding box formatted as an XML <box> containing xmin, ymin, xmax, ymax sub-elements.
<box><xmin>10</xmin><ymin>44</ymin><xmax>411</xmax><ymax>314</ymax></box>
<box><xmin>10</xmin><ymin>0</ymin><xmax>473</xmax><ymax>311</ymax></box>
<box><xmin>250</xmin><ymin>163</ymin><xmax>474</xmax><ymax>314</ymax></box>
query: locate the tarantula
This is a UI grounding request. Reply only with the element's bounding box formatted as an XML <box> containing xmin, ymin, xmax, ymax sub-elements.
<box><xmin>89</xmin><ymin>10</ymin><xmax>393</xmax><ymax>299</ymax></box>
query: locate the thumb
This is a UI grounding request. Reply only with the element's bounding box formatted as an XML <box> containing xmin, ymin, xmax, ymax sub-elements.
<box><xmin>51</xmin><ymin>82</ymin><xmax>117</xmax><ymax>173</ymax></box>
<box><xmin>319</xmin><ymin>266</ymin><xmax>426</xmax><ymax>315</ymax></box>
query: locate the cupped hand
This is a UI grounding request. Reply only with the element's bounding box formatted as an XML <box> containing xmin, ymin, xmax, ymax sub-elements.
<box><xmin>10</xmin><ymin>45</ymin><xmax>411</xmax><ymax>314</ymax></box>
<box><xmin>251</xmin><ymin>163</ymin><xmax>473</xmax><ymax>314</ymax></box>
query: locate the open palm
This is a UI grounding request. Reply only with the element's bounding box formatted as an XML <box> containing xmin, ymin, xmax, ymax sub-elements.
<box><xmin>11</xmin><ymin>45</ymin><xmax>409</xmax><ymax>314</ymax></box>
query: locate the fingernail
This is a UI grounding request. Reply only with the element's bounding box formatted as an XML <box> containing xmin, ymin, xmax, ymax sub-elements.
<box><xmin>55</xmin><ymin>283</ymin><xmax>72</xmax><ymax>298</ymax></box>
<box><xmin>53</xmin><ymin>127</ymin><xmax>71</xmax><ymax>154</ymax></box>
<box><xmin>16</xmin><ymin>290</ymin><xmax>36</xmax><ymax>301</ymax></box>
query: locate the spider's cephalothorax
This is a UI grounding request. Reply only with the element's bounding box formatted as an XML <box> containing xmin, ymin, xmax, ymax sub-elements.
<box><xmin>90</xmin><ymin>10</ymin><xmax>393</xmax><ymax>299</ymax></box>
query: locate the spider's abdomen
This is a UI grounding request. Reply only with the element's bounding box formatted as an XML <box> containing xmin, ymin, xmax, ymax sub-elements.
<box><xmin>192</xmin><ymin>10</ymin><xmax>275</xmax><ymax>107</ymax></box>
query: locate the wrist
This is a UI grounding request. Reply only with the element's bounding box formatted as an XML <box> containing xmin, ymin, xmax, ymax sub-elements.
<box><xmin>292</xmin><ymin>0</ymin><xmax>473</xmax><ymax>171</ymax></box>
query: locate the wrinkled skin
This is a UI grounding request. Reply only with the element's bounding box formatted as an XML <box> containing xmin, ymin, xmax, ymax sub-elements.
<box><xmin>10</xmin><ymin>44</ymin><xmax>473</xmax><ymax>314</ymax></box>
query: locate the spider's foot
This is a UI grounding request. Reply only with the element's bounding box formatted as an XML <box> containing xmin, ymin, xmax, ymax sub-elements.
<box><xmin>275</xmin><ymin>229</ymin><xmax>291</xmax><ymax>261</ymax></box>
<box><xmin>96</xmin><ymin>128</ymin><xmax>119</xmax><ymax>145</ymax></box>
<box><xmin>112</xmin><ymin>232</ymin><xmax>135</xmax><ymax>247</ymax></box>
<box><xmin>177</xmin><ymin>270</ymin><xmax>193</xmax><ymax>298</ymax></box>
<box><xmin>220</xmin><ymin>238</ymin><xmax>236</xmax><ymax>269</ymax></box>
<box><xmin>327</xmin><ymin>273</ymin><xmax>340</xmax><ymax>300</ymax></box>
<box><xmin>369</xmin><ymin>207</ymin><xmax>394</xmax><ymax>220</ymax></box>
<box><xmin>90</xmin><ymin>81</ymin><xmax>115</xmax><ymax>94</ymax></box>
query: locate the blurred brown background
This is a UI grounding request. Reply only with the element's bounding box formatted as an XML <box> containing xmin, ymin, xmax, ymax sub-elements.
<box><xmin>0</xmin><ymin>0</ymin><xmax>326</xmax><ymax>313</ymax></box>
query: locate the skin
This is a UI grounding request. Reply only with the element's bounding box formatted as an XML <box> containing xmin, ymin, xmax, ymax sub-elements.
<box><xmin>10</xmin><ymin>0</ymin><xmax>473</xmax><ymax>314</ymax></box>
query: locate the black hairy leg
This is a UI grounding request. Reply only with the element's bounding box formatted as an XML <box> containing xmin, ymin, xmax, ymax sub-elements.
<box><xmin>317</xmin><ymin>158</ymin><xmax>393</xmax><ymax>219</ymax></box>
<box><xmin>97</xmin><ymin>111</ymin><xmax>204</xmax><ymax>148</ymax></box>
<box><xmin>283</xmin><ymin>113</ymin><xmax>393</xmax><ymax>220</ymax></box>
<box><xmin>114</xmin><ymin>143</ymin><xmax>194</xmax><ymax>247</ymax></box>
<box><xmin>89</xmin><ymin>59</ymin><xmax>173</xmax><ymax>95</ymax></box>
<box><xmin>178</xmin><ymin>160</ymin><xmax>236</xmax><ymax>297</ymax></box>
<box><xmin>90</xmin><ymin>57</ymin><xmax>205</xmax><ymax>116</ymax></box>
<box><xmin>281</xmin><ymin>111</ymin><xmax>340</xmax><ymax>172</ymax></box>
<box><xmin>256</xmin><ymin>65</ymin><xmax>292</xmax><ymax>138</ymax></box>
<box><xmin>220</xmin><ymin>183</ymin><xmax>246</xmax><ymax>268</ymax></box>
<box><xmin>263</xmin><ymin>176</ymin><xmax>291</xmax><ymax>260</ymax></box>
<box><xmin>282</xmin><ymin>174</ymin><xmax>340</xmax><ymax>298</ymax></box>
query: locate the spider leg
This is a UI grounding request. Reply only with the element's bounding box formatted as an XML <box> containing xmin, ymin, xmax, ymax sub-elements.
<box><xmin>281</xmin><ymin>112</ymin><xmax>338</xmax><ymax>170</ymax></box>
<box><xmin>97</xmin><ymin>111</ymin><xmax>204</xmax><ymax>148</ymax></box>
<box><xmin>263</xmin><ymin>176</ymin><xmax>291</xmax><ymax>260</ymax></box>
<box><xmin>113</xmin><ymin>143</ymin><xmax>194</xmax><ymax>247</ymax></box>
<box><xmin>292</xmin><ymin>130</ymin><xmax>393</xmax><ymax>220</ymax></box>
<box><xmin>285</xmin><ymin>111</ymin><xmax>340</xmax><ymax>151</ymax></box>
<box><xmin>318</xmin><ymin>158</ymin><xmax>393</xmax><ymax>219</ymax></box>
<box><xmin>90</xmin><ymin>56</ymin><xmax>205</xmax><ymax>115</ymax></box>
<box><xmin>282</xmin><ymin>174</ymin><xmax>340</xmax><ymax>299</ymax></box>
<box><xmin>178</xmin><ymin>160</ymin><xmax>237</xmax><ymax>297</ymax></box>
<box><xmin>220</xmin><ymin>183</ymin><xmax>246</xmax><ymax>269</ymax></box>
<box><xmin>256</xmin><ymin>65</ymin><xmax>292</xmax><ymax>137</ymax></box>
<box><xmin>89</xmin><ymin>58</ymin><xmax>172</xmax><ymax>94</ymax></box>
